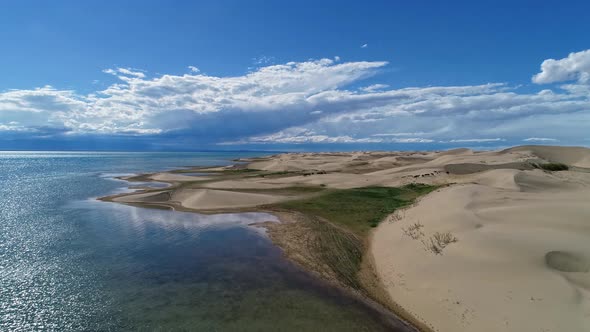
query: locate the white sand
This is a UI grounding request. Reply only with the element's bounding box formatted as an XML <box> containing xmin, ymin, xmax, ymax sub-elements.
<box><xmin>171</xmin><ymin>188</ymin><xmax>286</xmax><ymax>210</ymax></box>
<box><xmin>245</xmin><ymin>146</ymin><xmax>590</xmax><ymax>331</ymax></box>
<box><xmin>510</xmin><ymin>145</ymin><xmax>590</xmax><ymax>168</ymax></box>
<box><xmin>371</xmin><ymin>167</ymin><xmax>590</xmax><ymax>332</ymax></box>
<box><xmin>112</xmin><ymin>188</ymin><xmax>287</xmax><ymax>210</ymax></box>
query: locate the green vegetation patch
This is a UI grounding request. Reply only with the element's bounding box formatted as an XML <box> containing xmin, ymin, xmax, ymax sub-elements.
<box><xmin>275</xmin><ymin>184</ymin><xmax>439</xmax><ymax>236</ymax></box>
<box><xmin>218</xmin><ymin>168</ymin><xmax>261</xmax><ymax>175</ymax></box>
<box><xmin>231</xmin><ymin>186</ymin><xmax>326</xmax><ymax>196</ymax></box>
<box><xmin>252</xmin><ymin>170</ymin><xmax>299</xmax><ymax>178</ymax></box>
<box><xmin>270</xmin><ymin>183</ymin><xmax>439</xmax><ymax>291</ymax></box>
<box><xmin>533</xmin><ymin>162</ymin><xmax>569</xmax><ymax>171</ymax></box>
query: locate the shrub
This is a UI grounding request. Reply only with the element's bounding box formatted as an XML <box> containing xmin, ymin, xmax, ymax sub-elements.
<box><xmin>534</xmin><ymin>162</ymin><xmax>569</xmax><ymax>171</ymax></box>
<box><xmin>402</xmin><ymin>222</ymin><xmax>424</xmax><ymax>239</ymax></box>
<box><xmin>421</xmin><ymin>231</ymin><xmax>458</xmax><ymax>255</ymax></box>
<box><xmin>433</xmin><ymin>231</ymin><xmax>458</xmax><ymax>245</ymax></box>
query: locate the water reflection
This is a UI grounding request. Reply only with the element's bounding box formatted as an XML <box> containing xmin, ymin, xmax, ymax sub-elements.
<box><xmin>77</xmin><ymin>199</ymin><xmax>278</xmax><ymax>237</ymax></box>
<box><xmin>68</xmin><ymin>201</ymin><xmax>399</xmax><ymax>331</ymax></box>
<box><xmin>0</xmin><ymin>152</ymin><xmax>404</xmax><ymax>331</ymax></box>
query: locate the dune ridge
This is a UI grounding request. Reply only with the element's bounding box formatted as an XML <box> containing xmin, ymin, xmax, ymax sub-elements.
<box><xmin>372</xmin><ymin>163</ymin><xmax>590</xmax><ymax>331</ymax></box>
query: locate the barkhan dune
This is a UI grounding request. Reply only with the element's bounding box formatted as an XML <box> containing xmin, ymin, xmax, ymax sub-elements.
<box><xmin>103</xmin><ymin>145</ymin><xmax>590</xmax><ymax>331</ymax></box>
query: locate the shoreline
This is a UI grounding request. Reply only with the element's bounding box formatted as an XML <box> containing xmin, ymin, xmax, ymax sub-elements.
<box><xmin>98</xmin><ymin>145</ymin><xmax>590</xmax><ymax>332</ymax></box>
<box><xmin>262</xmin><ymin>209</ymin><xmax>425</xmax><ymax>332</ymax></box>
<box><xmin>100</xmin><ymin>196</ymin><xmax>420</xmax><ymax>330</ymax></box>
<box><xmin>98</xmin><ymin>161</ymin><xmax>427</xmax><ymax>332</ymax></box>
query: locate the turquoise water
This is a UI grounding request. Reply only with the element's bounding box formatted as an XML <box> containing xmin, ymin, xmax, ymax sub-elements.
<box><xmin>0</xmin><ymin>151</ymin><xmax>406</xmax><ymax>331</ymax></box>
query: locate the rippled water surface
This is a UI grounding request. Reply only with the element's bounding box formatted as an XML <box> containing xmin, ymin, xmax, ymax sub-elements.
<box><xmin>0</xmin><ymin>152</ymin><xmax>399</xmax><ymax>331</ymax></box>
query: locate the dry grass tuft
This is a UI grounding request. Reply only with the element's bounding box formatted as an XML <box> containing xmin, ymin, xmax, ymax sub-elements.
<box><xmin>402</xmin><ymin>222</ymin><xmax>425</xmax><ymax>240</ymax></box>
<box><xmin>421</xmin><ymin>231</ymin><xmax>458</xmax><ymax>255</ymax></box>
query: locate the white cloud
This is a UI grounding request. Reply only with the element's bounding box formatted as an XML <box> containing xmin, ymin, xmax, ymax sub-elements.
<box><xmin>103</xmin><ymin>67</ymin><xmax>146</xmax><ymax>78</ymax></box>
<box><xmin>361</xmin><ymin>84</ymin><xmax>389</xmax><ymax>92</ymax></box>
<box><xmin>224</xmin><ymin>129</ymin><xmax>433</xmax><ymax>145</ymax></box>
<box><xmin>188</xmin><ymin>66</ymin><xmax>200</xmax><ymax>73</ymax></box>
<box><xmin>390</xmin><ymin>137</ymin><xmax>434</xmax><ymax>143</ymax></box>
<box><xmin>223</xmin><ymin>129</ymin><xmax>383</xmax><ymax>144</ymax></box>
<box><xmin>252</xmin><ymin>56</ymin><xmax>275</xmax><ymax>65</ymax></box>
<box><xmin>523</xmin><ymin>137</ymin><xmax>558</xmax><ymax>142</ymax></box>
<box><xmin>532</xmin><ymin>49</ymin><xmax>590</xmax><ymax>84</ymax></box>
<box><xmin>2</xmin><ymin>59</ymin><xmax>390</xmax><ymax>137</ymax></box>
<box><xmin>117</xmin><ymin>68</ymin><xmax>145</xmax><ymax>78</ymax></box>
<box><xmin>1</xmin><ymin>51</ymin><xmax>590</xmax><ymax>147</ymax></box>
<box><xmin>447</xmin><ymin>138</ymin><xmax>505</xmax><ymax>143</ymax></box>
<box><xmin>0</xmin><ymin>122</ymin><xmax>28</xmax><ymax>132</ymax></box>
<box><xmin>371</xmin><ymin>132</ymin><xmax>427</xmax><ymax>137</ymax></box>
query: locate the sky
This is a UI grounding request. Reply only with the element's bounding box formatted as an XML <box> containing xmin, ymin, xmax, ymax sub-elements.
<box><xmin>1</xmin><ymin>0</ymin><xmax>589</xmax><ymax>151</ymax></box>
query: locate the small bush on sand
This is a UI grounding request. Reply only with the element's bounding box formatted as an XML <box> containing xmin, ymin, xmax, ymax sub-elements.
<box><xmin>422</xmin><ymin>231</ymin><xmax>458</xmax><ymax>255</ymax></box>
<box><xmin>402</xmin><ymin>222</ymin><xmax>424</xmax><ymax>240</ymax></box>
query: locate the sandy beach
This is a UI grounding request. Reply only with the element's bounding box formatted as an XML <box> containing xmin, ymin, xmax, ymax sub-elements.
<box><xmin>102</xmin><ymin>145</ymin><xmax>590</xmax><ymax>331</ymax></box>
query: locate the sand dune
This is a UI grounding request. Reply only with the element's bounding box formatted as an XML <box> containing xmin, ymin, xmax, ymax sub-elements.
<box><xmin>172</xmin><ymin>188</ymin><xmax>286</xmax><ymax>210</ymax></box>
<box><xmin>507</xmin><ymin>145</ymin><xmax>590</xmax><ymax>168</ymax></box>
<box><xmin>105</xmin><ymin>145</ymin><xmax>590</xmax><ymax>331</ymax></box>
<box><xmin>241</xmin><ymin>146</ymin><xmax>590</xmax><ymax>331</ymax></box>
<box><xmin>111</xmin><ymin>188</ymin><xmax>287</xmax><ymax>210</ymax></box>
<box><xmin>372</xmin><ymin>166</ymin><xmax>590</xmax><ymax>332</ymax></box>
<box><xmin>202</xmin><ymin>179</ymin><xmax>291</xmax><ymax>190</ymax></box>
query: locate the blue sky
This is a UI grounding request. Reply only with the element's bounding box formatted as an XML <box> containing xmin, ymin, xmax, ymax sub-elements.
<box><xmin>1</xmin><ymin>0</ymin><xmax>589</xmax><ymax>151</ymax></box>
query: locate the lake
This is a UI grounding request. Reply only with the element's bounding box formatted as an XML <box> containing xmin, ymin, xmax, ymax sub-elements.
<box><xmin>0</xmin><ymin>151</ymin><xmax>400</xmax><ymax>331</ymax></box>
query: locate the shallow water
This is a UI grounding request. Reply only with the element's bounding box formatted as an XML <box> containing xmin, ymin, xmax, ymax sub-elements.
<box><xmin>0</xmin><ymin>151</ymin><xmax>403</xmax><ymax>331</ymax></box>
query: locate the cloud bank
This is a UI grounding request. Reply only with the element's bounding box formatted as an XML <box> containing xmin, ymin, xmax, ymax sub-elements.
<box><xmin>1</xmin><ymin>50</ymin><xmax>589</xmax><ymax>149</ymax></box>
<box><xmin>532</xmin><ymin>49</ymin><xmax>590</xmax><ymax>84</ymax></box>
